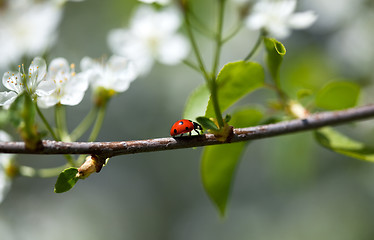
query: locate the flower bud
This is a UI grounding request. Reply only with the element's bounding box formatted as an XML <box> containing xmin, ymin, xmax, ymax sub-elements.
<box><xmin>76</xmin><ymin>155</ymin><xmax>106</xmax><ymax>179</ymax></box>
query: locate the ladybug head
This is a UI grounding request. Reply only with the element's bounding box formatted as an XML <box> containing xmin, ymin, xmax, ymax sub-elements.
<box><xmin>193</xmin><ymin>122</ymin><xmax>202</xmax><ymax>131</ymax></box>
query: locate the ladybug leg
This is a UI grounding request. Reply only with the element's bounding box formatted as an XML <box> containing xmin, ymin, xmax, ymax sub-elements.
<box><xmin>194</xmin><ymin>129</ymin><xmax>200</xmax><ymax>135</ymax></box>
<box><xmin>189</xmin><ymin>132</ymin><xmax>192</xmax><ymax>136</ymax></box>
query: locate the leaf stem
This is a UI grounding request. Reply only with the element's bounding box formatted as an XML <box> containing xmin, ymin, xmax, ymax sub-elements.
<box><xmin>210</xmin><ymin>0</ymin><xmax>226</xmax><ymax>128</ymax></box>
<box><xmin>184</xmin><ymin>8</ymin><xmax>210</xmax><ymax>81</ymax></box>
<box><xmin>212</xmin><ymin>0</ymin><xmax>225</xmax><ymax>77</ymax></box>
<box><xmin>222</xmin><ymin>22</ymin><xmax>242</xmax><ymax>44</ymax></box>
<box><xmin>55</xmin><ymin>103</ymin><xmax>71</xmax><ymax>142</ymax></box>
<box><xmin>70</xmin><ymin>107</ymin><xmax>98</xmax><ymax>141</ymax></box>
<box><xmin>183</xmin><ymin>59</ymin><xmax>202</xmax><ymax>74</ymax></box>
<box><xmin>88</xmin><ymin>104</ymin><xmax>107</xmax><ymax>142</ymax></box>
<box><xmin>244</xmin><ymin>32</ymin><xmax>264</xmax><ymax>61</ymax></box>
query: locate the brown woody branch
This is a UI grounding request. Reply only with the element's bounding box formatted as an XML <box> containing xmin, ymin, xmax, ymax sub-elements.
<box><xmin>1</xmin><ymin>104</ymin><xmax>374</xmax><ymax>158</ymax></box>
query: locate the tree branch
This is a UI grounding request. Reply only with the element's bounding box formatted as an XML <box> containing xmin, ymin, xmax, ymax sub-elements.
<box><xmin>1</xmin><ymin>104</ymin><xmax>374</xmax><ymax>158</ymax></box>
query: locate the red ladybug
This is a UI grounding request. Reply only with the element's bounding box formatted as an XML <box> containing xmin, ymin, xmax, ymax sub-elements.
<box><xmin>170</xmin><ymin>119</ymin><xmax>203</xmax><ymax>137</ymax></box>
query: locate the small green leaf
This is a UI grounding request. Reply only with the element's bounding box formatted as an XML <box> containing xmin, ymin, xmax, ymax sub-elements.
<box><xmin>296</xmin><ymin>89</ymin><xmax>313</xmax><ymax>99</ymax></box>
<box><xmin>224</xmin><ymin>114</ymin><xmax>231</xmax><ymax>123</ymax></box>
<box><xmin>202</xmin><ymin>142</ymin><xmax>246</xmax><ymax>216</ymax></box>
<box><xmin>315</xmin><ymin>81</ymin><xmax>360</xmax><ymax>110</ymax></box>
<box><xmin>315</xmin><ymin>127</ymin><xmax>374</xmax><ymax>162</ymax></box>
<box><xmin>54</xmin><ymin>168</ymin><xmax>79</xmax><ymax>193</ymax></box>
<box><xmin>196</xmin><ymin>116</ymin><xmax>219</xmax><ymax>131</ymax></box>
<box><xmin>201</xmin><ymin>108</ymin><xmax>262</xmax><ymax>216</ymax></box>
<box><xmin>264</xmin><ymin>37</ymin><xmax>286</xmax><ymax>85</ymax></box>
<box><xmin>205</xmin><ymin>61</ymin><xmax>265</xmax><ymax>118</ymax></box>
<box><xmin>183</xmin><ymin>84</ymin><xmax>210</xmax><ymax>120</ymax></box>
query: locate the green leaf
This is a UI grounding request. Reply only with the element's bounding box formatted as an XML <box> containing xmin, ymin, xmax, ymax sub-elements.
<box><xmin>315</xmin><ymin>81</ymin><xmax>360</xmax><ymax>110</ymax></box>
<box><xmin>315</xmin><ymin>127</ymin><xmax>374</xmax><ymax>162</ymax></box>
<box><xmin>183</xmin><ymin>84</ymin><xmax>210</xmax><ymax>120</ymax></box>
<box><xmin>205</xmin><ymin>61</ymin><xmax>265</xmax><ymax>118</ymax></box>
<box><xmin>296</xmin><ymin>89</ymin><xmax>313</xmax><ymax>100</ymax></box>
<box><xmin>230</xmin><ymin>107</ymin><xmax>263</xmax><ymax>128</ymax></box>
<box><xmin>202</xmin><ymin>142</ymin><xmax>246</xmax><ymax>216</ymax></box>
<box><xmin>201</xmin><ymin>107</ymin><xmax>262</xmax><ymax>216</ymax></box>
<box><xmin>54</xmin><ymin>168</ymin><xmax>79</xmax><ymax>193</ymax></box>
<box><xmin>196</xmin><ymin>116</ymin><xmax>219</xmax><ymax>131</ymax></box>
<box><xmin>264</xmin><ymin>37</ymin><xmax>286</xmax><ymax>85</ymax></box>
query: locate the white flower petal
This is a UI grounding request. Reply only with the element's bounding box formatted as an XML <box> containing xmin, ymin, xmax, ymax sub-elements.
<box><xmin>108</xmin><ymin>30</ymin><xmax>153</xmax><ymax>75</ymax></box>
<box><xmin>2</xmin><ymin>71</ymin><xmax>23</xmax><ymax>93</ymax></box>
<box><xmin>0</xmin><ymin>91</ymin><xmax>18</xmax><ymax>108</ymax></box>
<box><xmin>288</xmin><ymin>11</ymin><xmax>318</xmax><ymax>29</ymax></box>
<box><xmin>28</xmin><ymin>57</ymin><xmax>47</xmax><ymax>84</ymax></box>
<box><xmin>277</xmin><ymin>0</ymin><xmax>297</xmax><ymax>17</ymax></box>
<box><xmin>245</xmin><ymin>0</ymin><xmax>317</xmax><ymax>39</ymax></box>
<box><xmin>60</xmin><ymin>91</ymin><xmax>85</xmax><ymax>106</ymax></box>
<box><xmin>70</xmin><ymin>73</ymin><xmax>89</xmax><ymax>91</ymax></box>
<box><xmin>35</xmin><ymin>79</ymin><xmax>56</xmax><ymax>97</ymax></box>
<box><xmin>131</xmin><ymin>6</ymin><xmax>181</xmax><ymax>38</ymax></box>
<box><xmin>80</xmin><ymin>57</ymin><xmax>97</xmax><ymax>71</ymax></box>
<box><xmin>81</xmin><ymin>55</ymin><xmax>139</xmax><ymax>93</ymax></box>
<box><xmin>107</xmin><ymin>55</ymin><xmax>138</xmax><ymax>81</ymax></box>
<box><xmin>246</xmin><ymin>14</ymin><xmax>267</xmax><ymax>30</ymax></box>
<box><xmin>108</xmin><ymin>6</ymin><xmax>186</xmax><ymax>74</ymax></box>
<box><xmin>37</xmin><ymin>95</ymin><xmax>59</xmax><ymax>108</ymax></box>
<box><xmin>48</xmin><ymin>57</ymin><xmax>70</xmax><ymax>78</ymax></box>
<box><xmin>37</xmin><ymin>58</ymin><xmax>88</xmax><ymax>107</ymax></box>
<box><xmin>138</xmin><ymin>0</ymin><xmax>170</xmax><ymax>5</ymax></box>
<box><xmin>157</xmin><ymin>34</ymin><xmax>190</xmax><ymax>65</ymax></box>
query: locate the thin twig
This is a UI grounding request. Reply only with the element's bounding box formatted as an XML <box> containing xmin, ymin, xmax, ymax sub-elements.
<box><xmin>1</xmin><ymin>104</ymin><xmax>374</xmax><ymax>157</ymax></box>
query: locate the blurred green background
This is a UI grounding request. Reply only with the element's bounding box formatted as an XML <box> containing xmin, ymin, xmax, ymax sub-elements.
<box><xmin>2</xmin><ymin>0</ymin><xmax>374</xmax><ymax>239</ymax></box>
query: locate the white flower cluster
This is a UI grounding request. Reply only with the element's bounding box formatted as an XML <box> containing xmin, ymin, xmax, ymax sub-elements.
<box><xmin>0</xmin><ymin>56</ymin><xmax>138</xmax><ymax>109</ymax></box>
<box><xmin>108</xmin><ymin>5</ymin><xmax>190</xmax><ymax>75</ymax></box>
<box><xmin>244</xmin><ymin>0</ymin><xmax>317</xmax><ymax>39</ymax></box>
<box><xmin>0</xmin><ymin>0</ymin><xmax>85</xmax><ymax>71</ymax></box>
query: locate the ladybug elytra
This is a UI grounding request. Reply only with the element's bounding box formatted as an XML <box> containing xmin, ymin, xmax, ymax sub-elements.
<box><xmin>170</xmin><ymin>119</ymin><xmax>203</xmax><ymax>137</ymax></box>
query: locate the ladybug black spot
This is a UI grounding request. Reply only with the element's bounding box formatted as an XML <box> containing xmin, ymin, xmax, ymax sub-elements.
<box><xmin>173</xmin><ymin>129</ymin><xmax>177</xmax><ymax>134</ymax></box>
<box><xmin>185</xmin><ymin>127</ymin><xmax>189</xmax><ymax>130</ymax></box>
<box><xmin>179</xmin><ymin>121</ymin><xmax>184</xmax><ymax>125</ymax></box>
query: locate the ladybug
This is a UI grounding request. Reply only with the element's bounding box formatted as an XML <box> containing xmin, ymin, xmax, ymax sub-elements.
<box><xmin>170</xmin><ymin>119</ymin><xmax>203</xmax><ymax>137</ymax></box>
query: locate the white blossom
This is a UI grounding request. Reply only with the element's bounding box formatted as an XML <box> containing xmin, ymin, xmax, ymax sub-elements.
<box><xmin>80</xmin><ymin>55</ymin><xmax>138</xmax><ymax>93</ymax></box>
<box><xmin>138</xmin><ymin>0</ymin><xmax>171</xmax><ymax>5</ymax></box>
<box><xmin>37</xmin><ymin>58</ymin><xmax>89</xmax><ymax>108</ymax></box>
<box><xmin>0</xmin><ymin>57</ymin><xmax>56</xmax><ymax>108</ymax></box>
<box><xmin>0</xmin><ymin>0</ymin><xmax>63</xmax><ymax>70</ymax></box>
<box><xmin>245</xmin><ymin>0</ymin><xmax>317</xmax><ymax>39</ymax></box>
<box><xmin>108</xmin><ymin>6</ymin><xmax>190</xmax><ymax>75</ymax></box>
<box><xmin>0</xmin><ymin>131</ymin><xmax>14</xmax><ymax>204</ymax></box>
